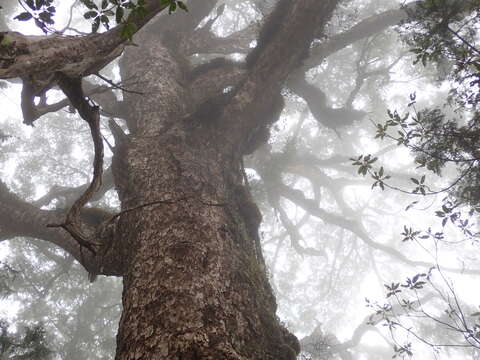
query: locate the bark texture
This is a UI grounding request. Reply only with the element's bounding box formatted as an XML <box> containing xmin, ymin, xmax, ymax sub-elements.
<box><xmin>110</xmin><ymin>32</ymin><xmax>294</xmax><ymax>360</ymax></box>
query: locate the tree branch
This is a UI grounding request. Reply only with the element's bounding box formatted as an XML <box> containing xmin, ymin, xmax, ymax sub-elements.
<box><xmin>303</xmin><ymin>2</ymin><xmax>423</xmax><ymax>70</ymax></box>
<box><xmin>46</xmin><ymin>74</ymin><xmax>105</xmax><ymax>254</ymax></box>
<box><xmin>0</xmin><ymin>180</ymin><xmax>123</xmax><ymax>276</ymax></box>
<box><xmin>222</xmin><ymin>0</ymin><xmax>341</xmax><ymax>150</ymax></box>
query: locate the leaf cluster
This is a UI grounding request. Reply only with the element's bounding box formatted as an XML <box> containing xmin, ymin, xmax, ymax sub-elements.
<box><xmin>14</xmin><ymin>0</ymin><xmax>188</xmax><ymax>37</ymax></box>
<box><xmin>400</xmin><ymin>0</ymin><xmax>480</xmax><ymax>107</ymax></box>
<box><xmin>371</xmin><ymin>93</ymin><xmax>480</xmax><ymax>207</ymax></box>
<box><xmin>14</xmin><ymin>0</ymin><xmax>56</xmax><ymax>33</ymax></box>
<box><xmin>350</xmin><ymin>154</ymin><xmax>378</xmax><ymax>176</ymax></box>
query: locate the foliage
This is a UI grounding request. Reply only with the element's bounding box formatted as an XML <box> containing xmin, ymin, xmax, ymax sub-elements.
<box><xmin>14</xmin><ymin>0</ymin><xmax>56</xmax><ymax>32</ymax></box>
<box><xmin>350</xmin><ymin>1</ymin><xmax>480</xmax><ymax>357</ymax></box>
<box><xmin>400</xmin><ymin>0</ymin><xmax>480</xmax><ymax>107</ymax></box>
<box><xmin>367</xmin><ymin>266</ymin><xmax>480</xmax><ymax>358</ymax></box>
<box><xmin>352</xmin><ymin>0</ymin><xmax>480</xmax><ymax>207</ymax></box>
<box><xmin>13</xmin><ymin>0</ymin><xmax>187</xmax><ymax>37</ymax></box>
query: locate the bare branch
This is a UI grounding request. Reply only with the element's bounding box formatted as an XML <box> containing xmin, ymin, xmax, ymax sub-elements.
<box><xmin>46</xmin><ymin>75</ymin><xmax>105</xmax><ymax>254</ymax></box>
<box><xmin>0</xmin><ymin>180</ymin><xmax>123</xmax><ymax>276</ymax></box>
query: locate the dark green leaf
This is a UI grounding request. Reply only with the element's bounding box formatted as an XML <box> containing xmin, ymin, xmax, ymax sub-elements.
<box><xmin>39</xmin><ymin>11</ymin><xmax>54</xmax><ymax>24</ymax></box>
<box><xmin>14</xmin><ymin>12</ymin><xmax>33</xmax><ymax>21</ymax></box>
<box><xmin>177</xmin><ymin>1</ymin><xmax>188</xmax><ymax>11</ymax></box>
<box><xmin>92</xmin><ymin>17</ymin><xmax>100</xmax><ymax>33</ymax></box>
<box><xmin>115</xmin><ymin>6</ymin><xmax>124</xmax><ymax>23</ymax></box>
<box><xmin>84</xmin><ymin>10</ymin><xmax>98</xmax><ymax>19</ymax></box>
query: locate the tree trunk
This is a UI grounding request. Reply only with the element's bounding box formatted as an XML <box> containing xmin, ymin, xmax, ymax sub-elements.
<box><xmin>109</xmin><ymin>34</ymin><xmax>299</xmax><ymax>360</ymax></box>
<box><xmin>113</xmin><ymin>135</ymin><xmax>298</xmax><ymax>359</ymax></box>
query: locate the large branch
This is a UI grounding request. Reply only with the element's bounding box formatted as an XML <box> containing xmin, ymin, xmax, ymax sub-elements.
<box><xmin>303</xmin><ymin>1</ymin><xmax>423</xmax><ymax>70</ymax></box>
<box><xmin>0</xmin><ymin>0</ymin><xmax>174</xmax><ymax>80</ymax></box>
<box><xmin>303</xmin><ymin>0</ymin><xmax>471</xmax><ymax>71</ymax></box>
<box><xmin>22</xmin><ymin>82</ymin><xmax>122</xmax><ymax>124</ymax></box>
<box><xmin>0</xmin><ymin>180</ymin><xmax>124</xmax><ymax>277</ymax></box>
<box><xmin>222</xmin><ymin>0</ymin><xmax>340</xmax><ymax>149</ymax></box>
<box><xmin>0</xmin><ymin>31</ymin><xmax>123</xmax><ymax>80</ymax></box>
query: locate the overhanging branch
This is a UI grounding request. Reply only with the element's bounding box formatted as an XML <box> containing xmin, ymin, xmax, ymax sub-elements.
<box><xmin>0</xmin><ymin>180</ymin><xmax>123</xmax><ymax>276</ymax></box>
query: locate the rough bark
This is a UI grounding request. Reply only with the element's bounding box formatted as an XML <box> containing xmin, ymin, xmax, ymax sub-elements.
<box><xmin>112</xmin><ymin>133</ymin><xmax>298</xmax><ymax>359</ymax></box>
<box><xmin>0</xmin><ymin>0</ymin><xmax>174</xmax><ymax>79</ymax></box>
<box><xmin>109</xmin><ymin>30</ymin><xmax>281</xmax><ymax>360</ymax></box>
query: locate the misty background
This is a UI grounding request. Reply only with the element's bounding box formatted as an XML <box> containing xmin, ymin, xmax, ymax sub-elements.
<box><xmin>0</xmin><ymin>0</ymin><xmax>479</xmax><ymax>359</ymax></box>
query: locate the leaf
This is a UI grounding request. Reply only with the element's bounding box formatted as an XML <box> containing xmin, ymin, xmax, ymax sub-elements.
<box><xmin>92</xmin><ymin>17</ymin><xmax>100</xmax><ymax>33</ymax></box>
<box><xmin>101</xmin><ymin>15</ymin><xmax>110</xmax><ymax>29</ymax></box>
<box><xmin>84</xmin><ymin>10</ymin><xmax>98</xmax><ymax>19</ymax></box>
<box><xmin>115</xmin><ymin>6</ymin><xmax>124</xmax><ymax>23</ymax></box>
<box><xmin>25</xmin><ymin>0</ymin><xmax>35</xmax><ymax>9</ymax></box>
<box><xmin>35</xmin><ymin>0</ymin><xmax>45</xmax><ymax>9</ymax></box>
<box><xmin>177</xmin><ymin>1</ymin><xmax>188</xmax><ymax>11</ymax></box>
<box><xmin>14</xmin><ymin>12</ymin><xmax>33</xmax><ymax>21</ymax></box>
<box><xmin>414</xmin><ymin>281</ymin><xmax>426</xmax><ymax>288</ymax></box>
<box><xmin>81</xmin><ymin>0</ymin><xmax>98</xmax><ymax>10</ymax></box>
<box><xmin>39</xmin><ymin>11</ymin><xmax>54</xmax><ymax>24</ymax></box>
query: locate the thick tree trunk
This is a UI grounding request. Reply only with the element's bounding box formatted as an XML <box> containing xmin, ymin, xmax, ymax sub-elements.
<box><xmin>109</xmin><ymin>32</ymin><xmax>299</xmax><ymax>359</ymax></box>
<box><xmin>113</xmin><ymin>135</ymin><xmax>297</xmax><ymax>359</ymax></box>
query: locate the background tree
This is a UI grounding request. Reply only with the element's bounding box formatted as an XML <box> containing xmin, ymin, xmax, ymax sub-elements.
<box><xmin>0</xmin><ymin>0</ymin><xmax>479</xmax><ymax>359</ymax></box>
